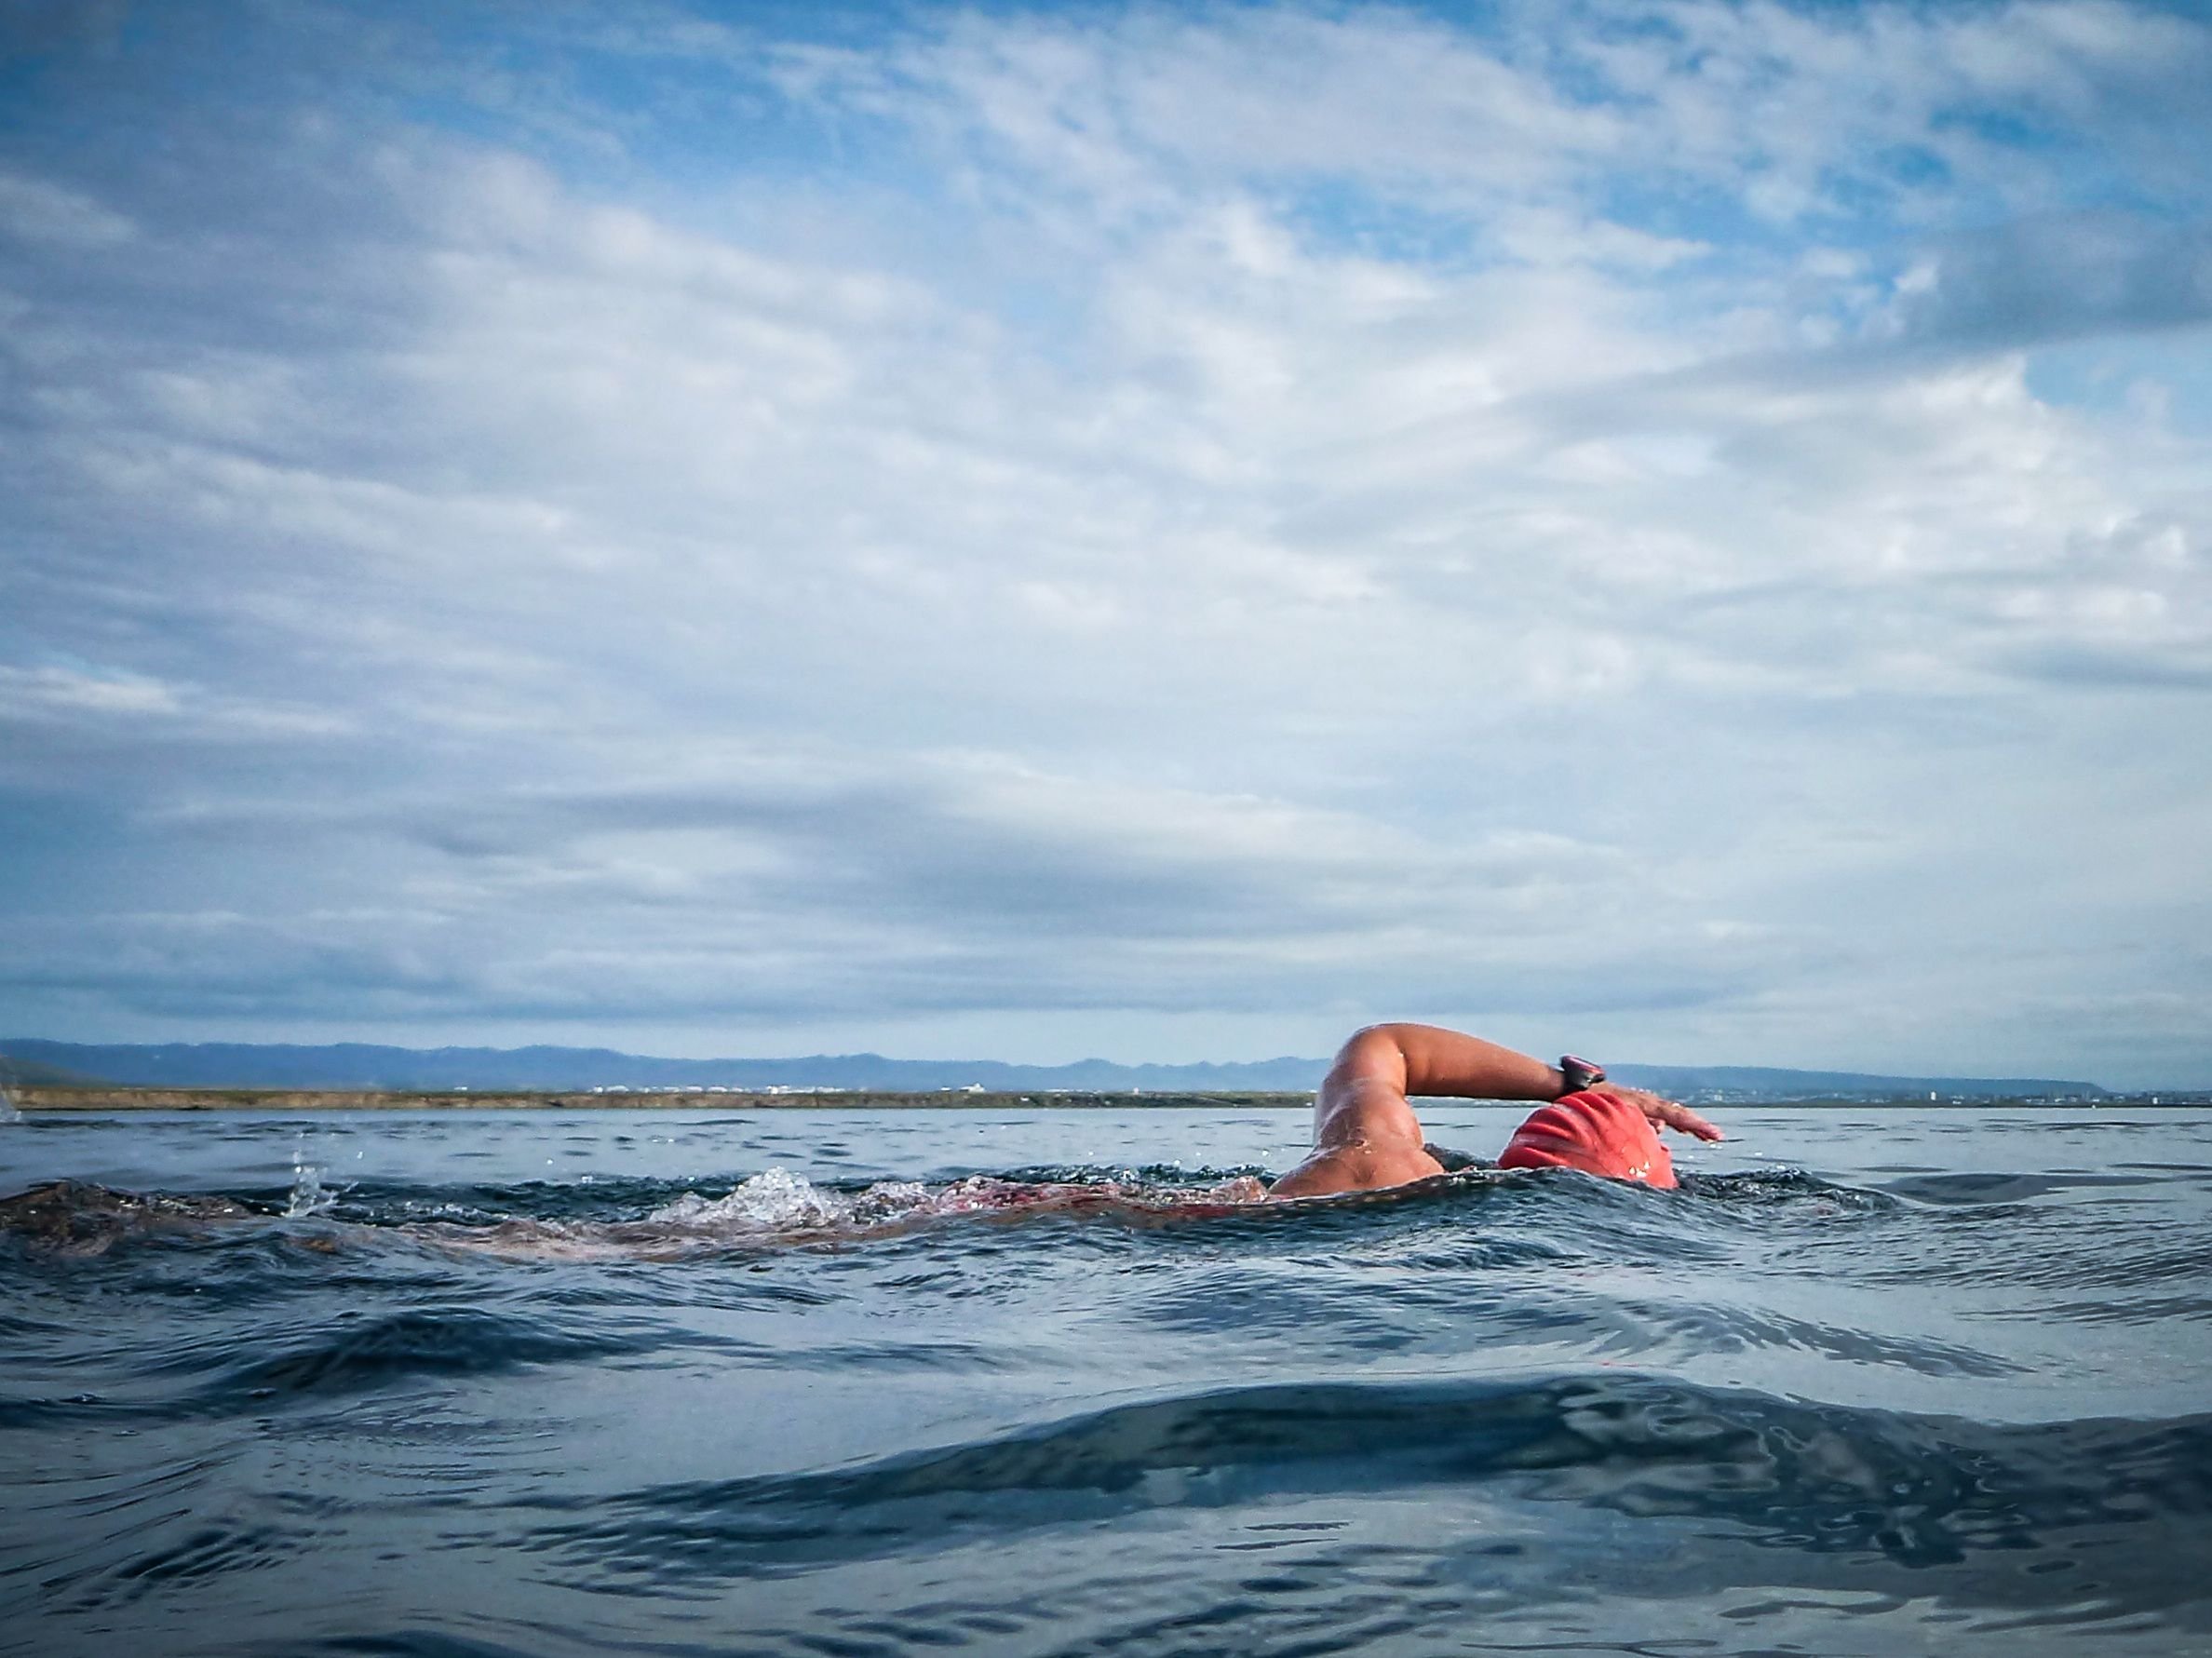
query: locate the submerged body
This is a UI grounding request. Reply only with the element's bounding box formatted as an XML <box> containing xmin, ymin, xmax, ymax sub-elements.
<box><xmin>1269</xmin><ymin>1024</ymin><xmax>1723</xmax><ymax>1198</ymax></box>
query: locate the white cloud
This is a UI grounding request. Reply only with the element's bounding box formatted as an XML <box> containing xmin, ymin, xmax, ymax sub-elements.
<box><xmin>0</xmin><ymin>665</ymin><xmax>349</xmax><ymax>750</ymax></box>
<box><xmin>0</xmin><ymin>168</ymin><xmax>134</xmax><ymax>249</ymax></box>
<box><xmin>0</xmin><ymin>0</ymin><xmax>2208</xmax><ymax>1083</ymax></box>
<box><xmin>0</xmin><ymin>665</ymin><xmax>182</xmax><ymax>719</ymax></box>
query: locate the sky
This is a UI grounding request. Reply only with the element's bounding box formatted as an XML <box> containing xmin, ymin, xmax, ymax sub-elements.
<box><xmin>1</xmin><ymin>0</ymin><xmax>2208</xmax><ymax>1085</ymax></box>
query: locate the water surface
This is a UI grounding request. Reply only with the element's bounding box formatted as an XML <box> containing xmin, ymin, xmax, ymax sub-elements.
<box><xmin>4</xmin><ymin>1105</ymin><xmax>2209</xmax><ymax>1656</ymax></box>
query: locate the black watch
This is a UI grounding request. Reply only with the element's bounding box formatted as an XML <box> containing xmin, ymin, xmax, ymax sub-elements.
<box><xmin>1558</xmin><ymin>1055</ymin><xmax>1607</xmax><ymax>1095</ymax></box>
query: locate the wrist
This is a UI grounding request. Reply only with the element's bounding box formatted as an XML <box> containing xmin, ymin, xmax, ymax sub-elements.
<box><xmin>1557</xmin><ymin>1054</ymin><xmax>1607</xmax><ymax>1096</ymax></box>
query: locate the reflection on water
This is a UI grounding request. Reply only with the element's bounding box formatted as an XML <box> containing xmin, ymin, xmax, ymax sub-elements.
<box><xmin>3</xmin><ymin>1105</ymin><xmax>2210</xmax><ymax>1656</ymax></box>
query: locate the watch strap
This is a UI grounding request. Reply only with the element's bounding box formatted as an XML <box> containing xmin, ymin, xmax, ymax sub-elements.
<box><xmin>1558</xmin><ymin>1054</ymin><xmax>1607</xmax><ymax>1095</ymax></box>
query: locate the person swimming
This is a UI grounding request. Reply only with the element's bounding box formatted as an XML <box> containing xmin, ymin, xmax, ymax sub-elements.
<box><xmin>1268</xmin><ymin>1023</ymin><xmax>1723</xmax><ymax>1198</ymax></box>
<box><xmin>0</xmin><ymin>1026</ymin><xmax>1720</xmax><ymax>1260</ymax></box>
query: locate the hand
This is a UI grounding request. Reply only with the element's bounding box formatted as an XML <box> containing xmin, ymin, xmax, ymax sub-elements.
<box><xmin>1587</xmin><ymin>1085</ymin><xmax>1723</xmax><ymax>1141</ymax></box>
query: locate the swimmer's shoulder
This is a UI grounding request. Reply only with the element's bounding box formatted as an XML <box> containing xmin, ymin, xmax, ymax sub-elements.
<box><xmin>1268</xmin><ymin>1140</ymin><xmax>1446</xmax><ymax>1199</ymax></box>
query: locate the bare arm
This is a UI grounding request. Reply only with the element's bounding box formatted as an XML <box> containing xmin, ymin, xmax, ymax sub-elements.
<box><xmin>1329</xmin><ymin>1023</ymin><xmax>1571</xmax><ymax>1115</ymax></box>
<box><xmin>1270</xmin><ymin>1024</ymin><xmax>1557</xmax><ymax>1198</ymax></box>
<box><xmin>1269</xmin><ymin>1024</ymin><xmax>1720</xmax><ymax>1199</ymax></box>
<box><xmin>1326</xmin><ymin>1023</ymin><xmax>1723</xmax><ymax>1139</ymax></box>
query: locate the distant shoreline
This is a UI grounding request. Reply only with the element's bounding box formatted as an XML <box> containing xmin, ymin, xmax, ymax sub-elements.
<box><xmin>6</xmin><ymin>1086</ymin><xmax>2199</xmax><ymax>1112</ymax></box>
<box><xmin>9</xmin><ymin>1085</ymin><xmax>1306</xmax><ymax>1112</ymax></box>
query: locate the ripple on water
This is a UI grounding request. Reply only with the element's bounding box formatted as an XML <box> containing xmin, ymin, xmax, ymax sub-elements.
<box><xmin>510</xmin><ymin>1371</ymin><xmax>2212</xmax><ymax>1612</ymax></box>
<box><xmin>7</xmin><ymin>1115</ymin><xmax>2212</xmax><ymax>1657</ymax></box>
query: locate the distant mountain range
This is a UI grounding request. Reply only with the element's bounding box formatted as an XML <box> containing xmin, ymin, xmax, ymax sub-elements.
<box><xmin>0</xmin><ymin>1039</ymin><xmax>2107</xmax><ymax>1099</ymax></box>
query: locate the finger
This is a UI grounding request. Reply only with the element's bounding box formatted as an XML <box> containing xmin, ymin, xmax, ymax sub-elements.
<box><xmin>1590</xmin><ymin>1087</ymin><xmax>1725</xmax><ymax>1142</ymax></box>
<box><xmin>1655</xmin><ymin>1101</ymin><xmax>1724</xmax><ymax>1141</ymax></box>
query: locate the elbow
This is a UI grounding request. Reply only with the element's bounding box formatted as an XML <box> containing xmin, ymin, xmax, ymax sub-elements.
<box><xmin>1329</xmin><ymin>1023</ymin><xmax>1410</xmax><ymax>1076</ymax></box>
<box><xmin>1339</xmin><ymin>1022</ymin><xmax>1412</xmax><ymax>1058</ymax></box>
<box><xmin>1334</xmin><ymin>1024</ymin><xmax>1386</xmax><ymax>1063</ymax></box>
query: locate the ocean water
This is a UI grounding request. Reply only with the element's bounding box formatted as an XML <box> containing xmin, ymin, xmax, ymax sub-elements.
<box><xmin>3</xmin><ymin>1103</ymin><xmax>2209</xmax><ymax>1657</ymax></box>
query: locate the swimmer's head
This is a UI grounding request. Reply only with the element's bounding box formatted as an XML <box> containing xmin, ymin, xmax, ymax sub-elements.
<box><xmin>1498</xmin><ymin>1091</ymin><xmax>1677</xmax><ymax>1188</ymax></box>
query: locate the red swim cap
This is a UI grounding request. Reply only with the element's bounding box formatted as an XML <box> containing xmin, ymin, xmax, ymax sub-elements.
<box><xmin>1498</xmin><ymin>1091</ymin><xmax>1677</xmax><ymax>1188</ymax></box>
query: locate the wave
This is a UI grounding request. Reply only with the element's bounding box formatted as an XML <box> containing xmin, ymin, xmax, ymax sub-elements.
<box><xmin>0</xmin><ymin>1169</ymin><xmax>1277</xmax><ymax>1260</ymax></box>
<box><xmin>518</xmin><ymin>1370</ymin><xmax>2212</xmax><ymax>1615</ymax></box>
<box><xmin>0</xmin><ymin>1179</ymin><xmax>261</xmax><ymax>1252</ymax></box>
<box><xmin>0</xmin><ymin>1304</ymin><xmax>752</xmax><ymax>1429</ymax></box>
<box><xmin>9</xmin><ymin>1139</ymin><xmax>2210</xmax><ymax>1652</ymax></box>
<box><xmin>4</xmin><ymin>1162</ymin><xmax>2172</xmax><ymax>1274</ymax></box>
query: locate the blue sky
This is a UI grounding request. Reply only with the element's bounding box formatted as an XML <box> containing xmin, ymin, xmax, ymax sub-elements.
<box><xmin>2</xmin><ymin>0</ymin><xmax>2208</xmax><ymax>1084</ymax></box>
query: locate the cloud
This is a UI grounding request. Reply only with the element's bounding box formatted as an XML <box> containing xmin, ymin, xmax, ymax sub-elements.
<box><xmin>116</xmin><ymin>748</ymin><xmax>1666</xmax><ymax>996</ymax></box>
<box><xmin>1895</xmin><ymin>212</ymin><xmax>2212</xmax><ymax>347</ymax></box>
<box><xmin>0</xmin><ymin>167</ymin><xmax>133</xmax><ymax>248</ymax></box>
<box><xmin>0</xmin><ymin>664</ymin><xmax>182</xmax><ymax>719</ymax></box>
<box><xmin>0</xmin><ymin>0</ymin><xmax>2208</xmax><ymax>1083</ymax></box>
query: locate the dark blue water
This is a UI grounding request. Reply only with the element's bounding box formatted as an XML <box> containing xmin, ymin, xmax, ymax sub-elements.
<box><xmin>4</xmin><ymin>1105</ymin><xmax>2209</xmax><ymax>1656</ymax></box>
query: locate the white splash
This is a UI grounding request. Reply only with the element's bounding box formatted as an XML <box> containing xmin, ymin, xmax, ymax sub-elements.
<box><xmin>285</xmin><ymin>1133</ymin><xmax>334</xmax><ymax>1218</ymax></box>
<box><xmin>0</xmin><ymin>1085</ymin><xmax>20</xmax><ymax>1126</ymax></box>
<box><xmin>646</xmin><ymin>1169</ymin><xmax>1267</xmax><ymax>1235</ymax></box>
<box><xmin>650</xmin><ymin>1166</ymin><xmax>853</xmax><ymax>1230</ymax></box>
<box><xmin>423</xmin><ymin>1168</ymin><xmax>1271</xmax><ymax>1261</ymax></box>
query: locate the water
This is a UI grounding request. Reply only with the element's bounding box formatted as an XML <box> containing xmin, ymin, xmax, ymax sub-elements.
<box><xmin>3</xmin><ymin>1104</ymin><xmax>2209</xmax><ymax>1656</ymax></box>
